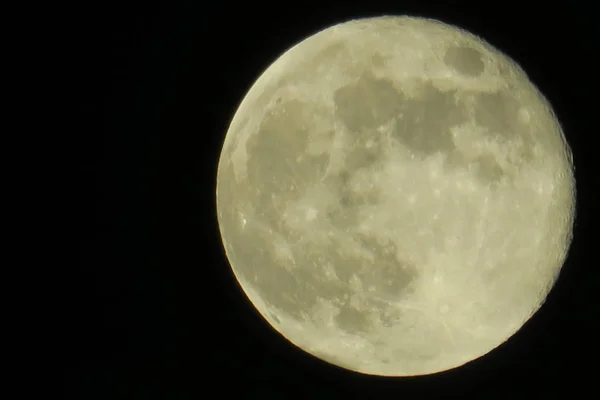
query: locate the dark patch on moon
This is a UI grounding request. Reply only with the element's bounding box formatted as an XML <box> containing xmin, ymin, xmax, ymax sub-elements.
<box><xmin>244</xmin><ymin>98</ymin><xmax>332</xmax><ymax>230</ymax></box>
<box><xmin>334</xmin><ymin>72</ymin><xmax>405</xmax><ymax>132</ymax></box>
<box><xmin>335</xmin><ymin>304</ymin><xmax>372</xmax><ymax>333</ymax></box>
<box><xmin>326</xmin><ymin>196</ymin><xmax>361</xmax><ymax>231</ymax></box>
<box><xmin>320</xmin><ymin>169</ymin><xmax>378</xmax><ymax>232</ymax></box>
<box><xmin>472</xmin><ymin>91</ymin><xmax>536</xmax><ymax>167</ymax></box>
<box><xmin>332</xmin><ymin>72</ymin><xmax>538</xmax><ymax>188</ymax></box>
<box><xmin>474</xmin><ymin>91</ymin><xmax>522</xmax><ymax>135</ymax></box>
<box><xmin>344</xmin><ymin>137</ymin><xmax>384</xmax><ymax>171</ymax></box>
<box><xmin>377</xmin><ymin>306</ymin><xmax>402</xmax><ymax>328</ymax></box>
<box><xmin>311</xmin><ymin>42</ymin><xmax>348</xmax><ymax>70</ymax></box>
<box><xmin>392</xmin><ymin>82</ymin><xmax>465</xmax><ymax>157</ymax></box>
<box><xmin>323</xmin><ymin>170</ymin><xmax>381</xmax><ymax>232</ymax></box>
<box><xmin>443</xmin><ymin>45</ymin><xmax>485</xmax><ymax>77</ymax></box>
<box><xmin>473</xmin><ymin>153</ymin><xmax>505</xmax><ymax>182</ymax></box>
<box><xmin>270</xmin><ymin>313</ymin><xmax>281</xmax><ymax>324</ymax></box>
<box><xmin>354</xmin><ymin>234</ymin><xmax>417</xmax><ymax>298</ymax></box>
<box><xmin>371</xmin><ymin>52</ymin><xmax>389</xmax><ymax>68</ymax></box>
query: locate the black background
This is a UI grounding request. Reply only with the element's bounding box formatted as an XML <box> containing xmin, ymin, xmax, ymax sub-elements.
<box><xmin>71</xmin><ymin>1</ymin><xmax>596</xmax><ymax>398</ymax></box>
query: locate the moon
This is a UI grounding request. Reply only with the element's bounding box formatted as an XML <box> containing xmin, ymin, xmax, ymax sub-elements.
<box><xmin>215</xmin><ymin>16</ymin><xmax>575</xmax><ymax>376</ymax></box>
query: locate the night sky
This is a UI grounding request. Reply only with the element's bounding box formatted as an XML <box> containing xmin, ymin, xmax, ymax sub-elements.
<box><xmin>71</xmin><ymin>1</ymin><xmax>595</xmax><ymax>398</ymax></box>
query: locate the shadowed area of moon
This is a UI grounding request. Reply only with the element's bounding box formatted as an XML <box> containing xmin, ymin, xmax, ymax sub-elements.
<box><xmin>332</xmin><ymin>71</ymin><xmax>534</xmax><ymax>186</ymax></box>
<box><xmin>444</xmin><ymin>45</ymin><xmax>485</xmax><ymax>77</ymax></box>
<box><xmin>216</xmin><ymin>16</ymin><xmax>575</xmax><ymax>376</ymax></box>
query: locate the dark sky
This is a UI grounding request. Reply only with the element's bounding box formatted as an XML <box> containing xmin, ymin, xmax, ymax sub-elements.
<box><xmin>72</xmin><ymin>1</ymin><xmax>595</xmax><ymax>398</ymax></box>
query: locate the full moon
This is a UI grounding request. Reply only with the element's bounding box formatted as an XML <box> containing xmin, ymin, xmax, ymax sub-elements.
<box><xmin>215</xmin><ymin>16</ymin><xmax>575</xmax><ymax>376</ymax></box>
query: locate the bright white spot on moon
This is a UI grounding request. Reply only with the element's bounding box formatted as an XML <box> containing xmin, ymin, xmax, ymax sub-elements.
<box><xmin>216</xmin><ymin>15</ymin><xmax>576</xmax><ymax>377</ymax></box>
<box><xmin>305</xmin><ymin>207</ymin><xmax>318</xmax><ymax>221</ymax></box>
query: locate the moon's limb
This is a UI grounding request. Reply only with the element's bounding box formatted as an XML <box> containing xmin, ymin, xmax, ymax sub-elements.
<box><xmin>216</xmin><ymin>16</ymin><xmax>575</xmax><ymax>376</ymax></box>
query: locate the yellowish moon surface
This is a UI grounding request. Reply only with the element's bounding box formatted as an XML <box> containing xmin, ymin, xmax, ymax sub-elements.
<box><xmin>215</xmin><ymin>16</ymin><xmax>575</xmax><ymax>376</ymax></box>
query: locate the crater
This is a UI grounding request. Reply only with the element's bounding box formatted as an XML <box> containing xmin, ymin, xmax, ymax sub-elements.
<box><xmin>443</xmin><ymin>45</ymin><xmax>485</xmax><ymax>77</ymax></box>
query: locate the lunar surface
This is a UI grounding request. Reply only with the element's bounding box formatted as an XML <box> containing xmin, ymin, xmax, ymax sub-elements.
<box><xmin>215</xmin><ymin>16</ymin><xmax>575</xmax><ymax>376</ymax></box>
